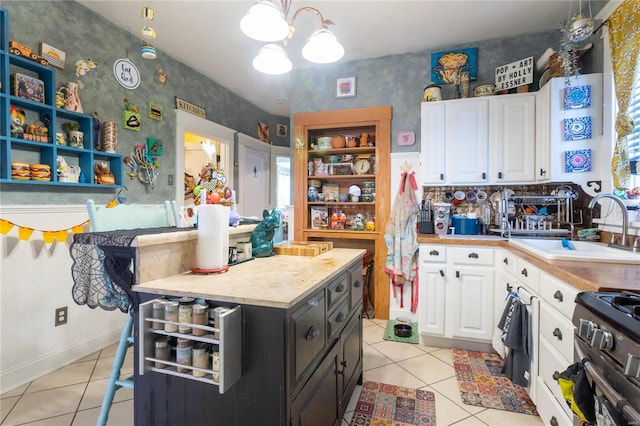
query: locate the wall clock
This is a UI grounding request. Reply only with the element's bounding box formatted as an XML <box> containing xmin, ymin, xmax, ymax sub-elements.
<box><xmin>113</xmin><ymin>58</ymin><xmax>141</xmax><ymax>90</ymax></box>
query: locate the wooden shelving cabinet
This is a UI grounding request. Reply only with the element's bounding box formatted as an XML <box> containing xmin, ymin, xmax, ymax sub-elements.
<box><xmin>293</xmin><ymin>106</ymin><xmax>392</xmax><ymax>319</ymax></box>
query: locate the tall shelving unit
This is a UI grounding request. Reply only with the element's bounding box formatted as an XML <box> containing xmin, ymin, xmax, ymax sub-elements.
<box><xmin>293</xmin><ymin>106</ymin><xmax>392</xmax><ymax>319</ymax></box>
<box><xmin>0</xmin><ymin>7</ymin><xmax>123</xmax><ymax>188</ymax></box>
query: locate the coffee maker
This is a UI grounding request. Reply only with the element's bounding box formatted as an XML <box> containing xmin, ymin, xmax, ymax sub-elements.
<box><xmin>433</xmin><ymin>203</ymin><xmax>451</xmax><ymax>235</ymax></box>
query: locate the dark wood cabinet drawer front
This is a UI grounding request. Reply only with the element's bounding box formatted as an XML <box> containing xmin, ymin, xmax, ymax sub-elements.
<box><xmin>349</xmin><ymin>262</ymin><xmax>364</xmax><ymax>311</ymax></box>
<box><xmin>291</xmin><ymin>291</ymin><xmax>326</xmax><ymax>386</ymax></box>
<box><xmin>326</xmin><ymin>274</ymin><xmax>349</xmax><ymax>313</ymax></box>
<box><xmin>327</xmin><ymin>298</ymin><xmax>349</xmax><ymax>341</ymax></box>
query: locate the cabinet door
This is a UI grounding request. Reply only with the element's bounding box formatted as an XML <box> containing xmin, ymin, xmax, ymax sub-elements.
<box><xmin>340</xmin><ymin>310</ymin><xmax>362</xmax><ymax>409</ymax></box>
<box><xmin>491</xmin><ymin>94</ymin><xmax>535</xmax><ymax>183</ymax></box>
<box><xmin>535</xmin><ymin>83</ymin><xmax>551</xmax><ymax>181</ymax></box>
<box><xmin>447</xmin><ymin>267</ymin><xmax>494</xmax><ymax>341</ymax></box>
<box><xmin>420</xmin><ymin>102</ymin><xmax>446</xmax><ymax>184</ymax></box>
<box><xmin>290</xmin><ymin>342</ymin><xmax>340</xmax><ymax>426</ymax></box>
<box><xmin>446</xmin><ymin>99</ymin><xmax>489</xmax><ymax>184</ymax></box>
<box><xmin>418</xmin><ymin>264</ymin><xmax>447</xmax><ymax>336</ymax></box>
<box><xmin>237</xmin><ymin>142</ymin><xmax>270</xmax><ymax>218</ymax></box>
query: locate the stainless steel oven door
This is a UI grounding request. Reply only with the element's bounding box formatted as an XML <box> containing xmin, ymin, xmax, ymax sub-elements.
<box><xmin>574</xmin><ymin>338</ymin><xmax>640</xmax><ymax>425</ymax></box>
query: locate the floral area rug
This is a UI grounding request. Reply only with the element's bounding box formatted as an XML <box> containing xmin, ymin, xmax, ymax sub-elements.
<box><xmin>452</xmin><ymin>349</ymin><xmax>539</xmax><ymax>416</ymax></box>
<box><xmin>350</xmin><ymin>381</ymin><xmax>436</xmax><ymax>425</ymax></box>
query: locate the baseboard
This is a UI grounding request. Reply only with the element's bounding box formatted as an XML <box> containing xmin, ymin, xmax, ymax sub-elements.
<box><xmin>418</xmin><ymin>334</ymin><xmax>493</xmax><ymax>353</ymax></box>
<box><xmin>0</xmin><ymin>327</ymin><xmax>121</xmax><ymax>394</ymax></box>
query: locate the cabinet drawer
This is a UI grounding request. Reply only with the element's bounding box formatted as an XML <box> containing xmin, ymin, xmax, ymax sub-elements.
<box><xmin>291</xmin><ymin>291</ymin><xmax>326</xmax><ymax>386</ymax></box>
<box><xmin>327</xmin><ymin>298</ymin><xmax>349</xmax><ymax>341</ymax></box>
<box><xmin>515</xmin><ymin>257</ymin><xmax>539</xmax><ymax>294</ymax></box>
<box><xmin>539</xmin><ymin>272</ymin><xmax>579</xmax><ymax>320</ymax></box>
<box><xmin>450</xmin><ymin>247</ymin><xmax>494</xmax><ymax>266</ymax></box>
<box><xmin>497</xmin><ymin>249</ymin><xmax>518</xmax><ymax>277</ymax></box>
<box><xmin>327</xmin><ymin>274</ymin><xmax>348</xmax><ymax>313</ymax></box>
<box><xmin>540</xmin><ymin>302</ymin><xmax>574</xmax><ymax>361</ymax></box>
<box><xmin>419</xmin><ymin>245</ymin><xmax>446</xmax><ymax>263</ymax></box>
<box><xmin>539</xmin><ymin>337</ymin><xmax>573</xmax><ymax>419</ymax></box>
<box><xmin>349</xmin><ymin>262</ymin><xmax>364</xmax><ymax>311</ymax></box>
<box><xmin>536</xmin><ymin>376</ymin><xmax>573</xmax><ymax>426</ymax></box>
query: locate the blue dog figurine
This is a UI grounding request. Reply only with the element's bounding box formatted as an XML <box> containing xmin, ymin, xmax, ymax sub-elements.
<box><xmin>250</xmin><ymin>209</ymin><xmax>281</xmax><ymax>258</ymax></box>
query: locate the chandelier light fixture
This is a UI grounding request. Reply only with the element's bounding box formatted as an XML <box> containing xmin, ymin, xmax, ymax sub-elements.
<box><xmin>240</xmin><ymin>0</ymin><xmax>345</xmax><ymax>75</ymax></box>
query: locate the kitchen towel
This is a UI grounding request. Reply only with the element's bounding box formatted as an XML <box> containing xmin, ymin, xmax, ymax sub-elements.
<box><xmin>196</xmin><ymin>204</ymin><xmax>230</xmax><ymax>270</ymax></box>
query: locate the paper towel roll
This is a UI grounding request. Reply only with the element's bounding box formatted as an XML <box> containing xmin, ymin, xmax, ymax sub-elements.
<box><xmin>196</xmin><ymin>204</ymin><xmax>230</xmax><ymax>270</ymax></box>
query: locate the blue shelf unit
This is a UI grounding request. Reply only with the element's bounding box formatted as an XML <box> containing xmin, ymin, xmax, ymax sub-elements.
<box><xmin>0</xmin><ymin>7</ymin><xmax>123</xmax><ymax>188</ymax></box>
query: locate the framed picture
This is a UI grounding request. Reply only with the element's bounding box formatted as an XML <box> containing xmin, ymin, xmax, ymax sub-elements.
<box><xmin>322</xmin><ymin>183</ymin><xmax>340</xmax><ymax>202</ymax></box>
<box><xmin>337</xmin><ymin>77</ymin><xmax>356</xmax><ymax>98</ymax></box>
<box><xmin>257</xmin><ymin>121</ymin><xmax>269</xmax><ymax>143</ymax></box>
<box><xmin>276</xmin><ymin>123</ymin><xmax>288</xmax><ymax>138</ymax></box>
<box><xmin>310</xmin><ymin>206</ymin><xmax>328</xmax><ymax>229</ymax></box>
<box><xmin>431</xmin><ymin>47</ymin><xmax>478</xmax><ymax>85</ymax></box>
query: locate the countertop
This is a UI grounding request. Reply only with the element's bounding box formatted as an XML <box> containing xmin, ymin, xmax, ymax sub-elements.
<box><xmin>133</xmin><ymin>248</ymin><xmax>366</xmax><ymax>309</ymax></box>
<box><xmin>417</xmin><ymin>235</ymin><xmax>640</xmax><ymax>293</ymax></box>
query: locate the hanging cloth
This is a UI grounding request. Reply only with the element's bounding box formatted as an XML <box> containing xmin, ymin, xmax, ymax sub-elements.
<box><xmin>384</xmin><ymin>171</ymin><xmax>420</xmax><ymax>312</ymax></box>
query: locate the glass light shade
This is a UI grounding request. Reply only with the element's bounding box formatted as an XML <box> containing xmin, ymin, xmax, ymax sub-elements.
<box><xmin>301</xmin><ymin>28</ymin><xmax>344</xmax><ymax>64</ymax></box>
<box><xmin>252</xmin><ymin>43</ymin><xmax>292</xmax><ymax>75</ymax></box>
<box><xmin>240</xmin><ymin>1</ymin><xmax>289</xmax><ymax>42</ymax></box>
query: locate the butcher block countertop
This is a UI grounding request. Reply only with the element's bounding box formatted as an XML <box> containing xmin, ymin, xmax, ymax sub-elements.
<box><xmin>133</xmin><ymin>248</ymin><xmax>365</xmax><ymax>309</ymax></box>
<box><xmin>417</xmin><ymin>235</ymin><xmax>640</xmax><ymax>293</ymax></box>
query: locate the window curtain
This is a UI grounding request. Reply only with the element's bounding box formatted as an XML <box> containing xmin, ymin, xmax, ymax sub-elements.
<box><xmin>609</xmin><ymin>0</ymin><xmax>640</xmax><ymax>189</ymax></box>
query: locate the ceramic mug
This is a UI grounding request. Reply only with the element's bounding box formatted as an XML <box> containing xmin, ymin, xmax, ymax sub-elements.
<box><xmin>443</xmin><ymin>191</ymin><xmax>454</xmax><ymax>203</ymax></box>
<box><xmin>476</xmin><ymin>190</ymin><xmax>488</xmax><ymax>203</ymax></box>
<box><xmin>453</xmin><ymin>190</ymin><xmax>466</xmax><ymax>205</ymax></box>
<box><xmin>466</xmin><ymin>190</ymin><xmax>477</xmax><ymax>203</ymax></box>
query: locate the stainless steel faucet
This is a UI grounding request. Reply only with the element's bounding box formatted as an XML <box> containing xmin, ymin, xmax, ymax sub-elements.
<box><xmin>588</xmin><ymin>193</ymin><xmax>629</xmax><ymax>248</ymax></box>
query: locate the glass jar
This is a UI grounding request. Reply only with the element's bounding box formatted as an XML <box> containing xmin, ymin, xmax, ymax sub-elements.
<box><xmin>192</xmin><ymin>304</ymin><xmax>208</xmax><ymax>336</ymax></box>
<box><xmin>178</xmin><ymin>297</ymin><xmax>195</xmax><ymax>333</ymax></box>
<box><xmin>164</xmin><ymin>301</ymin><xmax>179</xmax><ymax>332</ymax></box>
<box><xmin>154</xmin><ymin>337</ymin><xmax>170</xmax><ymax>368</ymax></box>
<box><xmin>213</xmin><ymin>307</ymin><xmax>230</xmax><ymax>339</ymax></box>
<box><xmin>211</xmin><ymin>350</ymin><xmax>220</xmax><ymax>382</ymax></box>
<box><xmin>151</xmin><ymin>300</ymin><xmax>165</xmax><ymax>330</ymax></box>
<box><xmin>176</xmin><ymin>338</ymin><xmax>192</xmax><ymax>373</ymax></box>
<box><xmin>192</xmin><ymin>344</ymin><xmax>209</xmax><ymax>377</ymax></box>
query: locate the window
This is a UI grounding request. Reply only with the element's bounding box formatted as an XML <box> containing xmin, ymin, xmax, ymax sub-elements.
<box><xmin>628</xmin><ymin>68</ymin><xmax>640</xmax><ymax>178</ymax></box>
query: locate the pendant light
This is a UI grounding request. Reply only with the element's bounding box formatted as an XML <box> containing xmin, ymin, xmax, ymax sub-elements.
<box><xmin>568</xmin><ymin>0</ymin><xmax>594</xmax><ymax>42</ymax></box>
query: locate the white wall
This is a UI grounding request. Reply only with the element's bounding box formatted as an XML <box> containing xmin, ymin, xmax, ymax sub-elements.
<box><xmin>0</xmin><ymin>205</ymin><xmax>124</xmax><ymax>393</ymax></box>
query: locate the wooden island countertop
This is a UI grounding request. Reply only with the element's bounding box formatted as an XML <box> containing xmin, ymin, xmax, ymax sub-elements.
<box><xmin>417</xmin><ymin>235</ymin><xmax>640</xmax><ymax>293</ymax></box>
<box><xmin>133</xmin><ymin>248</ymin><xmax>366</xmax><ymax>309</ymax></box>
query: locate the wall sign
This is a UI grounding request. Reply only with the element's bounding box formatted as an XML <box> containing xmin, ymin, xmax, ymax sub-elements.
<box><xmin>113</xmin><ymin>58</ymin><xmax>140</xmax><ymax>90</ymax></box>
<box><xmin>495</xmin><ymin>56</ymin><xmax>533</xmax><ymax>91</ymax></box>
<box><xmin>175</xmin><ymin>97</ymin><xmax>206</xmax><ymax>118</ymax></box>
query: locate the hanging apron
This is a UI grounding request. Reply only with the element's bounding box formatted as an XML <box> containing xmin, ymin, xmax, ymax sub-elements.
<box><xmin>384</xmin><ymin>171</ymin><xmax>420</xmax><ymax>312</ymax></box>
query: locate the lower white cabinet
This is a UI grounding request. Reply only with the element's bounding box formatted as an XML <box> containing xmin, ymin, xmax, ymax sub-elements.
<box><xmin>418</xmin><ymin>245</ymin><xmax>495</xmax><ymax>343</ymax></box>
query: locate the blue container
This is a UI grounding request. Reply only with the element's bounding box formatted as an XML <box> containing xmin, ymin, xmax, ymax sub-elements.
<box><xmin>452</xmin><ymin>215</ymin><xmax>479</xmax><ymax>235</ymax></box>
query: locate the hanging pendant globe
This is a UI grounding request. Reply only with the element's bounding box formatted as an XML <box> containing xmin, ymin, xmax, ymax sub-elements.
<box><xmin>569</xmin><ymin>15</ymin><xmax>594</xmax><ymax>42</ymax></box>
<box><xmin>301</xmin><ymin>28</ymin><xmax>344</xmax><ymax>64</ymax></box>
<box><xmin>141</xmin><ymin>26</ymin><xmax>156</xmax><ymax>39</ymax></box>
<box><xmin>252</xmin><ymin>44</ymin><xmax>292</xmax><ymax>75</ymax></box>
<box><xmin>240</xmin><ymin>1</ymin><xmax>289</xmax><ymax>42</ymax></box>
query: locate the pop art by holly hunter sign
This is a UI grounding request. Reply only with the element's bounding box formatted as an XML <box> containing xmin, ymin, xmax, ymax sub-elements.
<box><xmin>495</xmin><ymin>57</ymin><xmax>533</xmax><ymax>91</ymax></box>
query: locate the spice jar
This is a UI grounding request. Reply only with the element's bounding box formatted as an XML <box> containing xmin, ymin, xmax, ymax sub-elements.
<box><xmin>211</xmin><ymin>351</ymin><xmax>220</xmax><ymax>382</ymax></box>
<box><xmin>151</xmin><ymin>300</ymin><xmax>165</xmax><ymax>330</ymax></box>
<box><xmin>192</xmin><ymin>304</ymin><xmax>208</xmax><ymax>336</ymax></box>
<box><xmin>192</xmin><ymin>344</ymin><xmax>209</xmax><ymax>377</ymax></box>
<box><xmin>213</xmin><ymin>307</ymin><xmax>230</xmax><ymax>339</ymax></box>
<box><xmin>164</xmin><ymin>301</ymin><xmax>179</xmax><ymax>332</ymax></box>
<box><xmin>178</xmin><ymin>297</ymin><xmax>195</xmax><ymax>333</ymax></box>
<box><xmin>176</xmin><ymin>338</ymin><xmax>192</xmax><ymax>373</ymax></box>
<box><xmin>154</xmin><ymin>337</ymin><xmax>170</xmax><ymax>368</ymax></box>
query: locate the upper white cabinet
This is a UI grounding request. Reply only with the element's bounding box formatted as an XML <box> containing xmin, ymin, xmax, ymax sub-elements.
<box><xmin>447</xmin><ymin>99</ymin><xmax>490</xmax><ymax>184</ymax></box>
<box><xmin>420</xmin><ymin>102</ymin><xmax>446</xmax><ymax>184</ymax></box>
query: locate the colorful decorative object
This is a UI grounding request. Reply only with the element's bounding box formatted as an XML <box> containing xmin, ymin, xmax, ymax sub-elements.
<box><xmin>122</xmin><ymin>99</ymin><xmax>141</xmax><ymax>131</ymax></box>
<box><xmin>39</xmin><ymin>42</ymin><xmax>66</xmax><ymax>69</ymax></box>
<box><xmin>257</xmin><ymin>121</ymin><xmax>269</xmax><ymax>142</ymax></box>
<box><xmin>60</xmin><ymin>81</ymin><xmax>83</xmax><ymax>113</ymax></box>
<box><xmin>125</xmin><ymin>143</ymin><xmax>159</xmax><ymax>188</ymax></box>
<box><xmin>431</xmin><ymin>48</ymin><xmax>478</xmax><ymax>85</ymax></box>
<box><xmin>565</xmin><ymin>149</ymin><xmax>592</xmax><ymax>172</ymax></box>
<box><xmin>564</xmin><ymin>85</ymin><xmax>591</xmax><ymax>109</ymax></box>
<box><xmin>154</xmin><ymin>68</ymin><xmax>167</xmax><ymax>85</ymax></box>
<box><xmin>8</xmin><ymin>41</ymin><xmax>47</xmax><ymax>65</ymax></box>
<box><xmin>336</xmin><ymin>76</ymin><xmax>356</xmax><ymax>98</ymax></box>
<box><xmin>564</xmin><ymin>116</ymin><xmax>592</xmax><ymax>140</ymax></box>
<box><xmin>74</xmin><ymin>58</ymin><xmax>96</xmax><ymax>77</ymax></box>
<box><xmin>113</xmin><ymin>58</ymin><xmax>141</xmax><ymax>90</ymax></box>
<box><xmin>140</xmin><ymin>5</ymin><xmax>157</xmax><ymax>59</ymax></box>
<box><xmin>276</xmin><ymin>124</ymin><xmax>288</xmax><ymax>137</ymax></box>
<box><xmin>147</xmin><ymin>138</ymin><xmax>163</xmax><ymax>155</ymax></box>
<box><xmin>147</xmin><ymin>101</ymin><xmax>162</xmax><ymax>120</ymax></box>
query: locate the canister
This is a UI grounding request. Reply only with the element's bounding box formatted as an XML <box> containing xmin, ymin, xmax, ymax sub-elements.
<box><xmin>192</xmin><ymin>304</ymin><xmax>208</xmax><ymax>336</ymax></box>
<box><xmin>176</xmin><ymin>338</ymin><xmax>192</xmax><ymax>373</ymax></box>
<box><xmin>211</xmin><ymin>351</ymin><xmax>220</xmax><ymax>382</ymax></box>
<box><xmin>151</xmin><ymin>300</ymin><xmax>165</xmax><ymax>330</ymax></box>
<box><xmin>213</xmin><ymin>307</ymin><xmax>230</xmax><ymax>339</ymax></box>
<box><xmin>154</xmin><ymin>337</ymin><xmax>170</xmax><ymax>368</ymax></box>
<box><xmin>178</xmin><ymin>297</ymin><xmax>194</xmax><ymax>333</ymax></box>
<box><xmin>192</xmin><ymin>344</ymin><xmax>209</xmax><ymax>377</ymax></box>
<box><xmin>164</xmin><ymin>300</ymin><xmax>179</xmax><ymax>332</ymax></box>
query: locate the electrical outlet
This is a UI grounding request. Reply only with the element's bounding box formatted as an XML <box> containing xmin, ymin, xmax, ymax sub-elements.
<box><xmin>55</xmin><ymin>306</ymin><xmax>68</xmax><ymax>326</ymax></box>
<box><xmin>168</xmin><ymin>174</ymin><xmax>174</xmax><ymax>186</ymax></box>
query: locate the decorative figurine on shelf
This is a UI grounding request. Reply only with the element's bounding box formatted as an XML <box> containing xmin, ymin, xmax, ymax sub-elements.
<box><xmin>10</xmin><ymin>105</ymin><xmax>25</xmax><ymax>137</ymax></box>
<box><xmin>359</xmin><ymin>132</ymin><xmax>369</xmax><ymax>147</ymax></box>
<box><xmin>250</xmin><ymin>209</ymin><xmax>281</xmax><ymax>258</ymax></box>
<box><xmin>353</xmin><ymin>213</ymin><xmax>365</xmax><ymax>231</ymax></box>
<box><xmin>92</xmin><ymin>112</ymin><xmax>101</xmax><ymax>150</ymax></box>
<box><xmin>366</xmin><ymin>220</ymin><xmax>376</xmax><ymax>231</ymax></box>
<box><xmin>308</xmin><ymin>186</ymin><xmax>319</xmax><ymax>202</ymax></box>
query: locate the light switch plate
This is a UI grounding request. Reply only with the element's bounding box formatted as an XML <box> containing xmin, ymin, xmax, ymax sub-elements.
<box><xmin>397</xmin><ymin>131</ymin><xmax>416</xmax><ymax>146</ymax></box>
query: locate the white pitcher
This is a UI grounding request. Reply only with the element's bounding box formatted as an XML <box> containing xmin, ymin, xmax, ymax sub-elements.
<box><xmin>60</xmin><ymin>82</ymin><xmax>83</xmax><ymax>113</ymax></box>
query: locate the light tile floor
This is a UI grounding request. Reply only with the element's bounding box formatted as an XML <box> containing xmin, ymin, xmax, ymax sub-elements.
<box><xmin>0</xmin><ymin>319</ymin><xmax>544</xmax><ymax>426</ymax></box>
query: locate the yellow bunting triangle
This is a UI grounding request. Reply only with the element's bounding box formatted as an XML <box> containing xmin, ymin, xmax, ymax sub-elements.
<box><xmin>18</xmin><ymin>226</ymin><xmax>34</xmax><ymax>241</ymax></box>
<box><xmin>0</xmin><ymin>219</ymin><xmax>14</xmax><ymax>235</ymax></box>
<box><xmin>55</xmin><ymin>230</ymin><xmax>68</xmax><ymax>243</ymax></box>
<box><xmin>106</xmin><ymin>200</ymin><xmax>118</xmax><ymax>208</ymax></box>
<box><xmin>71</xmin><ymin>224</ymin><xmax>85</xmax><ymax>234</ymax></box>
<box><xmin>42</xmin><ymin>231</ymin><xmax>55</xmax><ymax>244</ymax></box>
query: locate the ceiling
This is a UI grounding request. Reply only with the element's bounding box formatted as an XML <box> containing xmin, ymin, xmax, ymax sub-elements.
<box><xmin>77</xmin><ymin>0</ymin><xmax>580</xmax><ymax>117</ymax></box>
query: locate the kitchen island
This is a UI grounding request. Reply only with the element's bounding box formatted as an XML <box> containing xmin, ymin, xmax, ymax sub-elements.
<box><xmin>131</xmin><ymin>248</ymin><xmax>366</xmax><ymax>426</ymax></box>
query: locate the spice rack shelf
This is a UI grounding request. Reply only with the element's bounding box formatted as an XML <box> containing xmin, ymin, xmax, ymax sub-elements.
<box><xmin>0</xmin><ymin>7</ymin><xmax>123</xmax><ymax>187</ymax></box>
<box><xmin>138</xmin><ymin>300</ymin><xmax>242</xmax><ymax>394</ymax></box>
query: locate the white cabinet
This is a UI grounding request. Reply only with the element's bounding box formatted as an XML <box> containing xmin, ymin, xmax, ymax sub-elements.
<box><xmin>447</xmin><ymin>99</ymin><xmax>490</xmax><ymax>184</ymax></box>
<box><xmin>491</xmin><ymin>94</ymin><xmax>536</xmax><ymax>183</ymax></box>
<box><xmin>420</xmin><ymin>102</ymin><xmax>446</xmax><ymax>184</ymax></box>
<box><xmin>535</xmin><ymin>82</ymin><xmax>552</xmax><ymax>182</ymax></box>
<box><xmin>418</xmin><ymin>245</ymin><xmax>495</xmax><ymax>343</ymax></box>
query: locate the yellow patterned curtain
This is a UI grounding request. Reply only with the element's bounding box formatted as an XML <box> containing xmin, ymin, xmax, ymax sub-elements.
<box><xmin>609</xmin><ymin>0</ymin><xmax>640</xmax><ymax>189</ymax></box>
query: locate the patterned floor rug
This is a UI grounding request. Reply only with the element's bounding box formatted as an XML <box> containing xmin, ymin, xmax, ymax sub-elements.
<box><xmin>383</xmin><ymin>320</ymin><xmax>419</xmax><ymax>344</ymax></box>
<box><xmin>350</xmin><ymin>381</ymin><xmax>436</xmax><ymax>425</ymax></box>
<box><xmin>452</xmin><ymin>349</ymin><xmax>539</xmax><ymax>416</ymax></box>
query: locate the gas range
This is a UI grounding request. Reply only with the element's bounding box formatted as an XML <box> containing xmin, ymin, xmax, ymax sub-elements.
<box><xmin>573</xmin><ymin>291</ymin><xmax>640</xmax><ymax>425</ymax></box>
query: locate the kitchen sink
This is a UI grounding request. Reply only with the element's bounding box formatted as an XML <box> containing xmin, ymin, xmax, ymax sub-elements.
<box><xmin>509</xmin><ymin>238</ymin><xmax>640</xmax><ymax>264</ymax></box>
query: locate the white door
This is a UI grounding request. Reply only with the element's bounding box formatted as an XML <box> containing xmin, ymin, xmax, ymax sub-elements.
<box><xmin>535</xmin><ymin>83</ymin><xmax>552</xmax><ymax>182</ymax></box>
<box><xmin>418</xmin><ymin>264</ymin><xmax>447</xmax><ymax>336</ymax></box>
<box><xmin>420</xmin><ymin>102</ymin><xmax>446</xmax><ymax>184</ymax></box>
<box><xmin>491</xmin><ymin>94</ymin><xmax>536</xmax><ymax>183</ymax></box>
<box><xmin>447</xmin><ymin>267</ymin><xmax>494</xmax><ymax>341</ymax></box>
<box><xmin>236</xmin><ymin>133</ymin><xmax>270</xmax><ymax>218</ymax></box>
<box><xmin>447</xmin><ymin>99</ymin><xmax>489</xmax><ymax>184</ymax></box>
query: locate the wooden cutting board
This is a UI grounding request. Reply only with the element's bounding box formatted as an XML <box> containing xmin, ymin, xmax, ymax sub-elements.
<box><xmin>273</xmin><ymin>241</ymin><xmax>334</xmax><ymax>256</ymax></box>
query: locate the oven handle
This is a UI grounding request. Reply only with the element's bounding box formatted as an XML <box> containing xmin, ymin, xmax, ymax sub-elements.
<box><xmin>574</xmin><ymin>340</ymin><xmax>640</xmax><ymax>425</ymax></box>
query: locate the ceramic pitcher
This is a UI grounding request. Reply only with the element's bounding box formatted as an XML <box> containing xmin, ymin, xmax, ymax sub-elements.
<box><xmin>60</xmin><ymin>82</ymin><xmax>83</xmax><ymax>113</ymax></box>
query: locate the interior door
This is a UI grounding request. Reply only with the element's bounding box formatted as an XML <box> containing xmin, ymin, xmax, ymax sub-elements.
<box><xmin>236</xmin><ymin>133</ymin><xmax>270</xmax><ymax>218</ymax></box>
